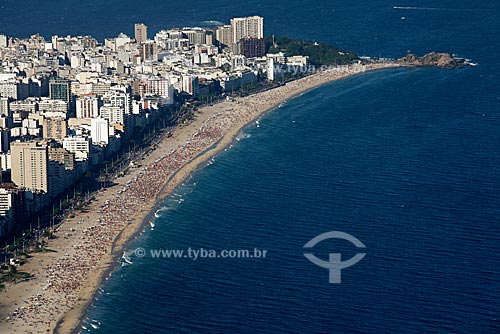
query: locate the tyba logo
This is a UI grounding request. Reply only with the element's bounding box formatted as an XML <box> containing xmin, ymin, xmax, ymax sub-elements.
<box><xmin>304</xmin><ymin>231</ymin><xmax>366</xmax><ymax>284</ymax></box>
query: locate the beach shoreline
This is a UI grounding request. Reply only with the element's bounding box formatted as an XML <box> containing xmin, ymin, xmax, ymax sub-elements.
<box><xmin>0</xmin><ymin>62</ymin><xmax>400</xmax><ymax>334</ymax></box>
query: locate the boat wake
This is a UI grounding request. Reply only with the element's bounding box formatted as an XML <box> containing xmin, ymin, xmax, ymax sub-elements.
<box><xmin>121</xmin><ymin>251</ymin><xmax>133</xmax><ymax>265</ymax></box>
<box><xmin>393</xmin><ymin>6</ymin><xmax>471</xmax><ymax>11</ymax></box>
<box><xmin>154</xmin><ymin>205</ymin><xmax>172</xmax><ymax>218</ymax></box>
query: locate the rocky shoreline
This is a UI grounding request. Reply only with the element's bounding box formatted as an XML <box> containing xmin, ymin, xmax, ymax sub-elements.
<box><xmin>398</xmin><ymin>52</ymin><xmax>475</xmax><ymax>69</ymax></box>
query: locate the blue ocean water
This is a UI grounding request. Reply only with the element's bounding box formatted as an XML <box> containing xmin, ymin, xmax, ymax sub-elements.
<box><xmin>4</xmin><ymin>0</ymin><xmax>500</xmax><ymax>333</ymax></box>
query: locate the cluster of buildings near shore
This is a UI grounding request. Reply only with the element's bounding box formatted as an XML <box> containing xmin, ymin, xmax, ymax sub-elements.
<box><xmin>0</xmin><ymin>16</ymin><xmax>312</xmax><ymax>239</ymax></box>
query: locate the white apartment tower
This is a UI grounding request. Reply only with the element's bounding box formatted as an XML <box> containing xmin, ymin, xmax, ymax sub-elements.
<box><xmin>230</xmin><ymin>16</ymin><xmax>264</xmax><ymax>44</ymax></box>
<box><xmin>0</xmin><ymin>97</ymin><xmax>9</xmax><ymax>117</ymax></box>
<box><xmin>91</xmin><ymin>117</ymin><xmax>110</xmax><ymax>144</ymax></box>
<box><xmin>0</xmin><ymin>35</ymin><xmax>7</xmax><ymax>48</ymax></box>
<box><xmin>76</xmin><ymin>94</ymin><xmax>100</xmax><ymax>118</ymax></box>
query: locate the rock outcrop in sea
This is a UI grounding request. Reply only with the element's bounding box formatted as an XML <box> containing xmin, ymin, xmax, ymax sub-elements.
<box><xmin>398</xmin><ymin>52</ymin><xmax>469</xmax><ymax>69</ymax></box>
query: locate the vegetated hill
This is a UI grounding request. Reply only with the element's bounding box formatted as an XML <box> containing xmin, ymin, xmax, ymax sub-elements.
<box><xmin>266</xmin><ymin>36</ymin><xmax>358</xmax><ymax>66</ymax></box>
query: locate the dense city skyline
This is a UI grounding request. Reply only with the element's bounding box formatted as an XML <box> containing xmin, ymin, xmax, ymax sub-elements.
<box><xmin>0</xmin><ymin>15</ymin><xmax>315</xmax><ymax>239</ymax></box>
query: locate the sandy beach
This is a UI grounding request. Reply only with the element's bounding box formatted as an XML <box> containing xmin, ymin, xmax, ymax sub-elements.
<box><xmin>0</xmin><ymin>61</ymin><xmax>399</xmax><ymax>334</ymax></box>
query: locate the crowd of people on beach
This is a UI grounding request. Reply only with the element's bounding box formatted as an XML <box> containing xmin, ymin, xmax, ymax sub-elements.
<box><xmin>2</xmin><ymin>62</ymin><xmax>396</xmax><ymax>334</ymax></box>
<box><xmin>5</xmin><ymin>78</ymin><xmax>263</xmax><ymax>333</ymax></box>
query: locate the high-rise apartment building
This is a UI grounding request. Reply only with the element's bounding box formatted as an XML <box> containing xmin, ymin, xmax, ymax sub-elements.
<box><xmin>76</xmin><ymin>94</ymin><xmax>101</xmax><ymax>118</ymax></box>
<box><xmin>182</xmin><ymin>75</ymin><xmax>199</xmax><ymax>98</ymax></box>
<box><xmin>100</xmin><ymin>106</ymin><xmax>126</xmax><ymax>125</ymax></box>
<box><xmin>49</xmin><ymin>77</ymin><xmax>72</xmax><ymax>104</ymax></box>
<box><xmin>0</xmin><ymin>97</ymin><xmax>9</xmax><ymax>117</ymax></box>
<box><xmin>43</xmin><ymin>117</ymin><xmax>67</xmax><ymax>141</ymax></box>
<box><xmin>91</xmin><ymin>117</ymin><xmax>110</xmax><ymax>144</ymax></box>
<box><xmin>0</xmin><ymin>80</ymin><xmax>21</xmax><ymax>99</ymax></box>
<box><xmin>136</xmin><ymin>78</ymin><xmax>173</xmax><ymax>101</ymax></box>
<box><xmin>48</xmin><ymin>147</ymin><xmax>75</xmax><ymax>197</ymax></box>
<box><xmin>182</xmin><ymin>29</ymin><xmax>207</xmax><ymax>45</ymax></box>
<box><xmin>215</xmin><ymin>25</ymin><xmax>232</xmax><ymax>48</ymax></box>
<box><xmin>11</xmin><ymin>141</ymin><xmax>49</xmax><ymax>194</ymax></box>
<box><xmin>230</xmin><ymin>16</ymin><xmax>264</xmax><ymax>44</ymax></box>
<box><xmin>38</xmin><ymin>99</ymin><xmax>68</xmax><ymax>114</ymax></box>
<box><xmin>237</xmin><ymin>37</ymin><xmax>266</xmax><ymax>58</ymax></box>
<box><xmin>102</xmin><ymin>87</ymin><xmax>132</xmax><ymax>116</ymax></box>
<box><xmin>135</xmin><ymin>23</ymin><xmax>148</xmax><ymax>44</ymax></box>
<box><xmin>141</xmin><ymin>41</ymin><xmax>158</xmax><ymax>61</ymax></box>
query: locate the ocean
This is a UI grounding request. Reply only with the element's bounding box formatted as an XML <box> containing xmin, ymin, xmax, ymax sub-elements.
<box><xmin>3</xmin><ymin>0</ymin><xmax>500</xmax><ymax>333</ymax></box>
